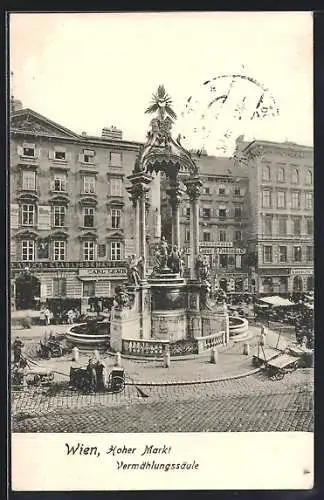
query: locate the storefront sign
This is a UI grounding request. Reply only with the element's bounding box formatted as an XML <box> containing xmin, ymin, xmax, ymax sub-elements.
<box><xmin>291</xmin><ymin>268</ymin><xmax>313</xmax><ymax>276</ymax></box>
<box><xmin>216</xmin><ymin>248</ymin><xmax>246</xmax><ymax>255</ymax></box>
<box><xmin>79</xmin><ymin>268</ymin><xmax>127</xmax><ymax>277</ymax></box>
<box><xmin>259</xmin><ymin>268</ymin><xmax>289</xmax><ymax>276</ymax></box>
<box><xmin>200</xmin><ymin>248</ymin><xmax>213</xmax><ymax>254</ymax></box>
<box><xmin>199</xmin><ymin>241</ymin><xmax>233</xmax><ymax>248</ymax></box>
<box><xmin>11</xmin><ymin>261</ymin><xmax>127</xmax><ymax>270</ymax></box>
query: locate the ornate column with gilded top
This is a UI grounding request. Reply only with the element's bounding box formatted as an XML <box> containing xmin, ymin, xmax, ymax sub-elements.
<box><xmin>184</xmin><ymin>176</ymin><xmax>203</xmax><ymax>279</ymax></box>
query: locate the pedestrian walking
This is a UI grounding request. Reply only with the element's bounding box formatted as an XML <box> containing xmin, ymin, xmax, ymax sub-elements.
<box><xmin>39</xmin><ymin>307</ymin><xmax>46</xmax><ymax>326</ymax></box>
<box><xmin>260</xmin><ymin>324</ymin><xmax>267</xmax><ymax>347</ymax></box>
<box><xmin>44</xmin><ymin>307</ymin><xmax>51</xmax><ymax>326</ymax></box>
<box><xmin>13</xmin><ymin>337</ymin><xmax>24</xmax><ymax>363</ymax></box>
<box><xmin>67</xmin><ymin>309</ymin><xmax>75</xmax><ymax>325</ymax></box>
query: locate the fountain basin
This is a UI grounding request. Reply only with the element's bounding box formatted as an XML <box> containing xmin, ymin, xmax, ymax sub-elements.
<box><xmin>229</xmin><ymin>316</ymin><xmax>249</xmax><ymax>336</ymax></box>
<box><xmin>65</xmin><ymin>317</ymin><xmax>110</xmax><ymax>351</ymax></box>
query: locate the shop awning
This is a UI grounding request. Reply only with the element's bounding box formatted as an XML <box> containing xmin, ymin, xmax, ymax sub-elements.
<box><xmin>259</xmin><ymin>296</ymin><xmax>295</xmax><ymax>307</ymax></box>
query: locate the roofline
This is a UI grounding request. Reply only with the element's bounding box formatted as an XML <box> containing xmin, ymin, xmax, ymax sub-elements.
<box><xmin>241</xmin><ymin>139</ymin><xmax>313</xmax><ymax>153</ymax></box>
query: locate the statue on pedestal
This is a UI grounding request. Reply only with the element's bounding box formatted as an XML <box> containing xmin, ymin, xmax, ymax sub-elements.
<box><xmin>195</xmin><ymin>254</ymin><xmax>210</xmax><ymax>282</ymax></box>
<box><xmin>168</xmin><ymin>245</ymin><xmax>182</xmax><ymax>274</ymax></box>
<box><xmin>126</xmin><ymin>254</ymin><xmax>142</xmax><ymax>286</ymax></box>
<box><xmin>114</xmin><ymin>285</ymin><xmax>131</xmax><ymax>311</ymax></box>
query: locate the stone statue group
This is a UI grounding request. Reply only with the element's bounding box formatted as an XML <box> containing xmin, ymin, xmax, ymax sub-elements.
<box><xmin>153</xmin><ymin>236</ymin><xmax>184</xmax><ymax>276</ymax></box>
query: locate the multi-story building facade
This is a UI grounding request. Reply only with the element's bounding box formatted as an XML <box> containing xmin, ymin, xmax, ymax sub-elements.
<box><xmin>237</xmin><ymin>138</ymin><xmax>314</xmax><ymax>295</ymax></box>
<box><xmin>10</xmin><ymin>103</ymin><xmax>160</xmax><ymax>312</ymax></box>
<box><xmin>161</xmin><ymin>154</ymin><xmax>253</xmax><ymax>293</ymax></box>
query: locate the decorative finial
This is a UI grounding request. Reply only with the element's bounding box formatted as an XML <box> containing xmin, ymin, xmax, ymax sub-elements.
<box><xmin>145</xmin><ymin>85</ymin><xmax>177</xmax><ymax>120</ymax></box>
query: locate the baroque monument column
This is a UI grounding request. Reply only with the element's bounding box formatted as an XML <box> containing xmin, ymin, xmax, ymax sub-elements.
<box><xmin>166</xmin><ymin>180</ymin><xmax>182</xmax><ymax>249</ymax></box>
<box><xmin>185</xmin><ymin>176</ymin><xmax>203</xmax><ymax>278</ymax></box>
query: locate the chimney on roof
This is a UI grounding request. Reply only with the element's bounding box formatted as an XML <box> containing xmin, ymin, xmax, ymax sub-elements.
<box><xmin>101</xmin><ymin>126</ymin><xmax>123</xmax><ymax>140</ymax></box>
<box><xmin>10</xmin><ymin>97</ymin><xmax>23</xmax><ymax>114</ymax></box>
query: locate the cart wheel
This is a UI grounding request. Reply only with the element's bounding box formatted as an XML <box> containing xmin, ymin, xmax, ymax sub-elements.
<box><xmin>275</xmin><ymin>371</ymin><xmax>285</xmax><ymax>381</ymax></box>
<box><xmin>33</xmin><ymin>374</ymin><xmax>41</xmax><ymax>386</ymax></box>
<box><xmin>111</xmin><ymin>376</ymin><xmax>125</xmax><ymax>393</ymax></box>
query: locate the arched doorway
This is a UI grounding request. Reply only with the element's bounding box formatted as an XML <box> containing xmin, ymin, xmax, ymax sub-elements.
<box><xmin>15</xmin><ymin>274</ymin><xmax>41</xmax><ymax>310</ymax></box>
<box><xmin>219</xmin><ymin>278</ymin><xmax>227</xmax><ymax>291</ymax></box>
<box><xmin>307</xmin><ymin>276</ymin><xmax>314</xmax><ymax>291</ymax></box>
<box><xmin>293</xmin><ymin>276</ymin><xmax>303</xmax><ymax>292</ymax></box>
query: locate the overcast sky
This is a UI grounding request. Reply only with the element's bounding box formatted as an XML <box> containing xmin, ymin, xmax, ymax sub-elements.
<box><xmin>9</xmin><ymin>12</ymin><xmax>313</xmax><ymax>155</ymax></box>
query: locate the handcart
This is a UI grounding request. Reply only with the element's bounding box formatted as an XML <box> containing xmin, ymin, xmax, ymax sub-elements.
<box><xmin>265</xmin><ymin>353</ymin><xmax>300</xmax><ymax>381</ymax></box>
<box><xmin>69</xmin><ymin>365</ymin><xmax>125</xmax><ymax>394</ymax></box>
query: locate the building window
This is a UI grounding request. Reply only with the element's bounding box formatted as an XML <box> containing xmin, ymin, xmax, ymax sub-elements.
<box><xmin>111</xmin><ymin>242</ymin><xmax>121</xmax><ymax>261</ymax></box>
<box><xmin>83</xmin><ymin>241</ymin><xmax>96</xmax><ymax>261</ymax></box>
<box><xmin>111</xmin><ymin>208</ymin><xmax>121</xmax><ymax>229</ymax></box>
<box><xmin>263</xmin><ymin>246</ymin><xmax>273</xmax><ymax>263</ymax></box>
<box><xmin>235</xmin><ymin>230</ymin><xmax>242</xmax><ymax>241</ymax></box>
<box><xmin>219</xmin><ymin>230</ymin><xmax>227</xmax><ymax>242</ymax></box>
<box><xmin>234</xmin><ymin>187</ymin><xmax>241</xmax><ymax>196</ymax></box>
<box><xmin>293</xmin><ymin>217</ymin><xmax>301</xmax><ymax>235</ymax></box>
<box><xmin>203</xmin><ymin>231</ymin><xmax>210</xmax><ymax>242</ymax></box>
<box><xmin>83</xmin><ymin>176</ymin><xmax>96</xmax><ymax>194</ymax></box>
<box><xmin>218</xmin><ymin>187</ymin><xmax>226</xmax><ymax>195</ymax></box>
<box><xmin>22</xmin><ymin>170</ymin><xmax>36</xmax><ymax>190</ymax></box>
<box><xmin>203</xmin><ymin>186</ymin><xmax>210</xmax><ymax>195</ymax></box>
<box><xmin>53</xmin><ymin>205</ymin><xmax>66</xmax><ymax>227</ymax></box>
<box><xmin>306</xmin><ymin>246</ymin><xmax>313</xmax><ymax>262</ymax></box>
<box><xmin>234</xmin><ymin>207</ymin><xmax>242</xmax><ymax>218</ymax></box>
<box><xmin>110</xmin><ymin>152</ymin><xmax>122</xmax><ymax>167</ymax></box>
<box><xmin>186</xmin><ymin>207</ymin><xmax>190</xmax><ymax>218</ymax></box>
<box><xmin>277</xmin><ymin>191</ymin><xmax>286</xmax><ymax>208</ymax></box>
<box><xmin>305</xmin><ymin>170</ymin><xmax>312</xmax><ymax>185</ymax></box>
<box><xmin>185</xmin><ymin>229</ymin><xmax>190</xmax><ymax>241</ymax></box>
<box><xmin>21</xmin><ymin>240</ymin><xmax>35</xmax><ymax>261</ymax></box>
<box><xmin>306</xmin><ymin>218</ymin><xmax>313</xmax><ymax>235</ymax></box>
<box><xmin>279</xmin><ymin>246</ymin><xmax>287</xmax><ymax>263</ymax></box>
<box><xmin>294</xmin><ymin>246</ymin><xmax>302</xmax><ymax>262</ymax></box>
<box><xmin>110</xmin><ymin>178</ymin><xmax>122</xmax><ymax>196</ymax></box>
<box><xmin>83</xmin><ymin>149</ymin><xmax>95</xmax><ymax>163</ymax></box>
<box><xmin>23</xmin><ymin>146</ymin><xmax>35</xmax><ymax>157</ymax></box>
<box><xmin>22</xmin><ymin>204</ymin><xmax>35</xmax><ymax>226</ymax></box>
<box><xmin>264</xmin><ymin>215</ymin><xmax>272</xmax><ymax>235</ymax></box>
<box><xmin>202</xmin><ymin>208</ymin><xmax>211</xmax><ymax>218</ymax></box>
<box><xmin>83</xmin><ymin>281</ymin><xmax>95</xmax><ymax>297</ymax></box>
<box><xmin>53</xmin><ymin>278</ymin><xmax>66</xmax><ymax>297</ymax></box>
<box><xmin>53</xmin><ymin>173</ymin><xmax>67</xmax><ymax>192</ymax></box>
<box><xmin>305</xmin><ymin>192</ymin><xmax>313</xmax><ymax>210</ymax></box>
<box><xmin>292</xmin><ymin>168</ymin><xmax>299</xmax><ymax>184</ymax></box>
<box><xmin>53</xmin><ymin>241</ymin><xmax>66</xmax><ymax>261</ymax></box>
<box><xmin>98</xmin><ymin>244</ymin><xmax>106</xmax><ymax>258</ymax></box>
<box><xmin>83</xmin><ymin>207</ymin><xmax>95</xmax><ymax>228</ymax></box>
<box><xmin>54</xmin><ymin>150</ymin><xmax>66</xmax><ymax>161</ymax></box>
<box><xmin>262</xmin><ymin>165</ymin><xmax>270</xmax><ymax>181</ymax></box>
<box><xmin>278</xmin><ymin>216</ymin><xmax>287</xmax><ymax>235</ymax></box>
<box><xmin>291</xmin><ymin>191</ymin><xmax>300</xmax><ymax>209</ymax></box>
<box><xmin>262</xmin><ymin>190</ymin><xmax>271</xmax><ymax>208</ymax></box>
<box><xmin>219</xmin><ymin>208</ymin><xmax>226</xmax><ymax>218</ymax></box>
<box><xmin>277</xmin><ymin>167</ymin><xmax>285</xmax><ymax>182</ymax></box>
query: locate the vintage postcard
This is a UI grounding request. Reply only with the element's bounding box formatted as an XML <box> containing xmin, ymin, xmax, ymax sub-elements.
<box><xmin>9</xmin><ymin>11</ymin><xmax>314</xmax><ymax>491</ymax></box>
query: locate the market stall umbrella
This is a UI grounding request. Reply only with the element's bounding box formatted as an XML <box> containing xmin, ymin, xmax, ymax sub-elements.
<box><xmin>259</xmin><ymin>296</ymin><xmax>295</xmax><ymax>307</ymax></box>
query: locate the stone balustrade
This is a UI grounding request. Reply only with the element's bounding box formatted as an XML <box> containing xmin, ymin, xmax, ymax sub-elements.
<box><xmin>195</xmin><ymin>331</ymin><xmax>225</xmax><ymax>354</ymax></box>
<box><xmin>122</xmin><ymin>338</ymin><xmax>170</xmax><ymax>357</ymax></box>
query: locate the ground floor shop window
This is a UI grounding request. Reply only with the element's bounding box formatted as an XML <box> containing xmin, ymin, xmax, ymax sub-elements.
<box><xmin>53</xmin><ymin>278</ymin><xmax>66</xmax><ymax>297</ymax></box>
<box><xmin>307</xmin><ymin>276</ymin><xmax>314</xmax><ymax>291</ymax></box>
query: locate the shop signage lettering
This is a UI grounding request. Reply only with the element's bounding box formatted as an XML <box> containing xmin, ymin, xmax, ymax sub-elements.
<box><xmin>11</xmin><ymin>261</ymin><xmax>127</xmax><ymax>270</ymax></box>
<box><xmin>259</xmin><ymin>268</ymin><xmax>289</xmax><ymax>276</ymax></box>
<box><xmin>291</xmin><ymin>268</ymin><xmax>313</xmax><ymax>276</ymax></box>
<box><xmin>199</xmin><ymin>241</ymin><xmax>233</xmax><ymax>248</ymax></box>
<box><xmin>79</xmin><ymin>268</ymin><xmax>127</xmax><ymax>277</ymax></box>
<box><xmin>215</xmin><ymin>248</ymin><xmax>246</xmax><ymax>255</ymax></box>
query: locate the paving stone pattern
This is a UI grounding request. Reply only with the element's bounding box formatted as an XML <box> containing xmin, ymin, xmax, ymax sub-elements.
<box><xmin>12</xmin><ymin>369</ymin><xmax>313</xmax><ymax>433</ymax></box>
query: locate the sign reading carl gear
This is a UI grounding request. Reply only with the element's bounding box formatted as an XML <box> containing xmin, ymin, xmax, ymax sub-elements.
<box><xmin>79</xmin><ymin>268</ymin><xmax>127</xmax><ymax>278</ymax></box>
